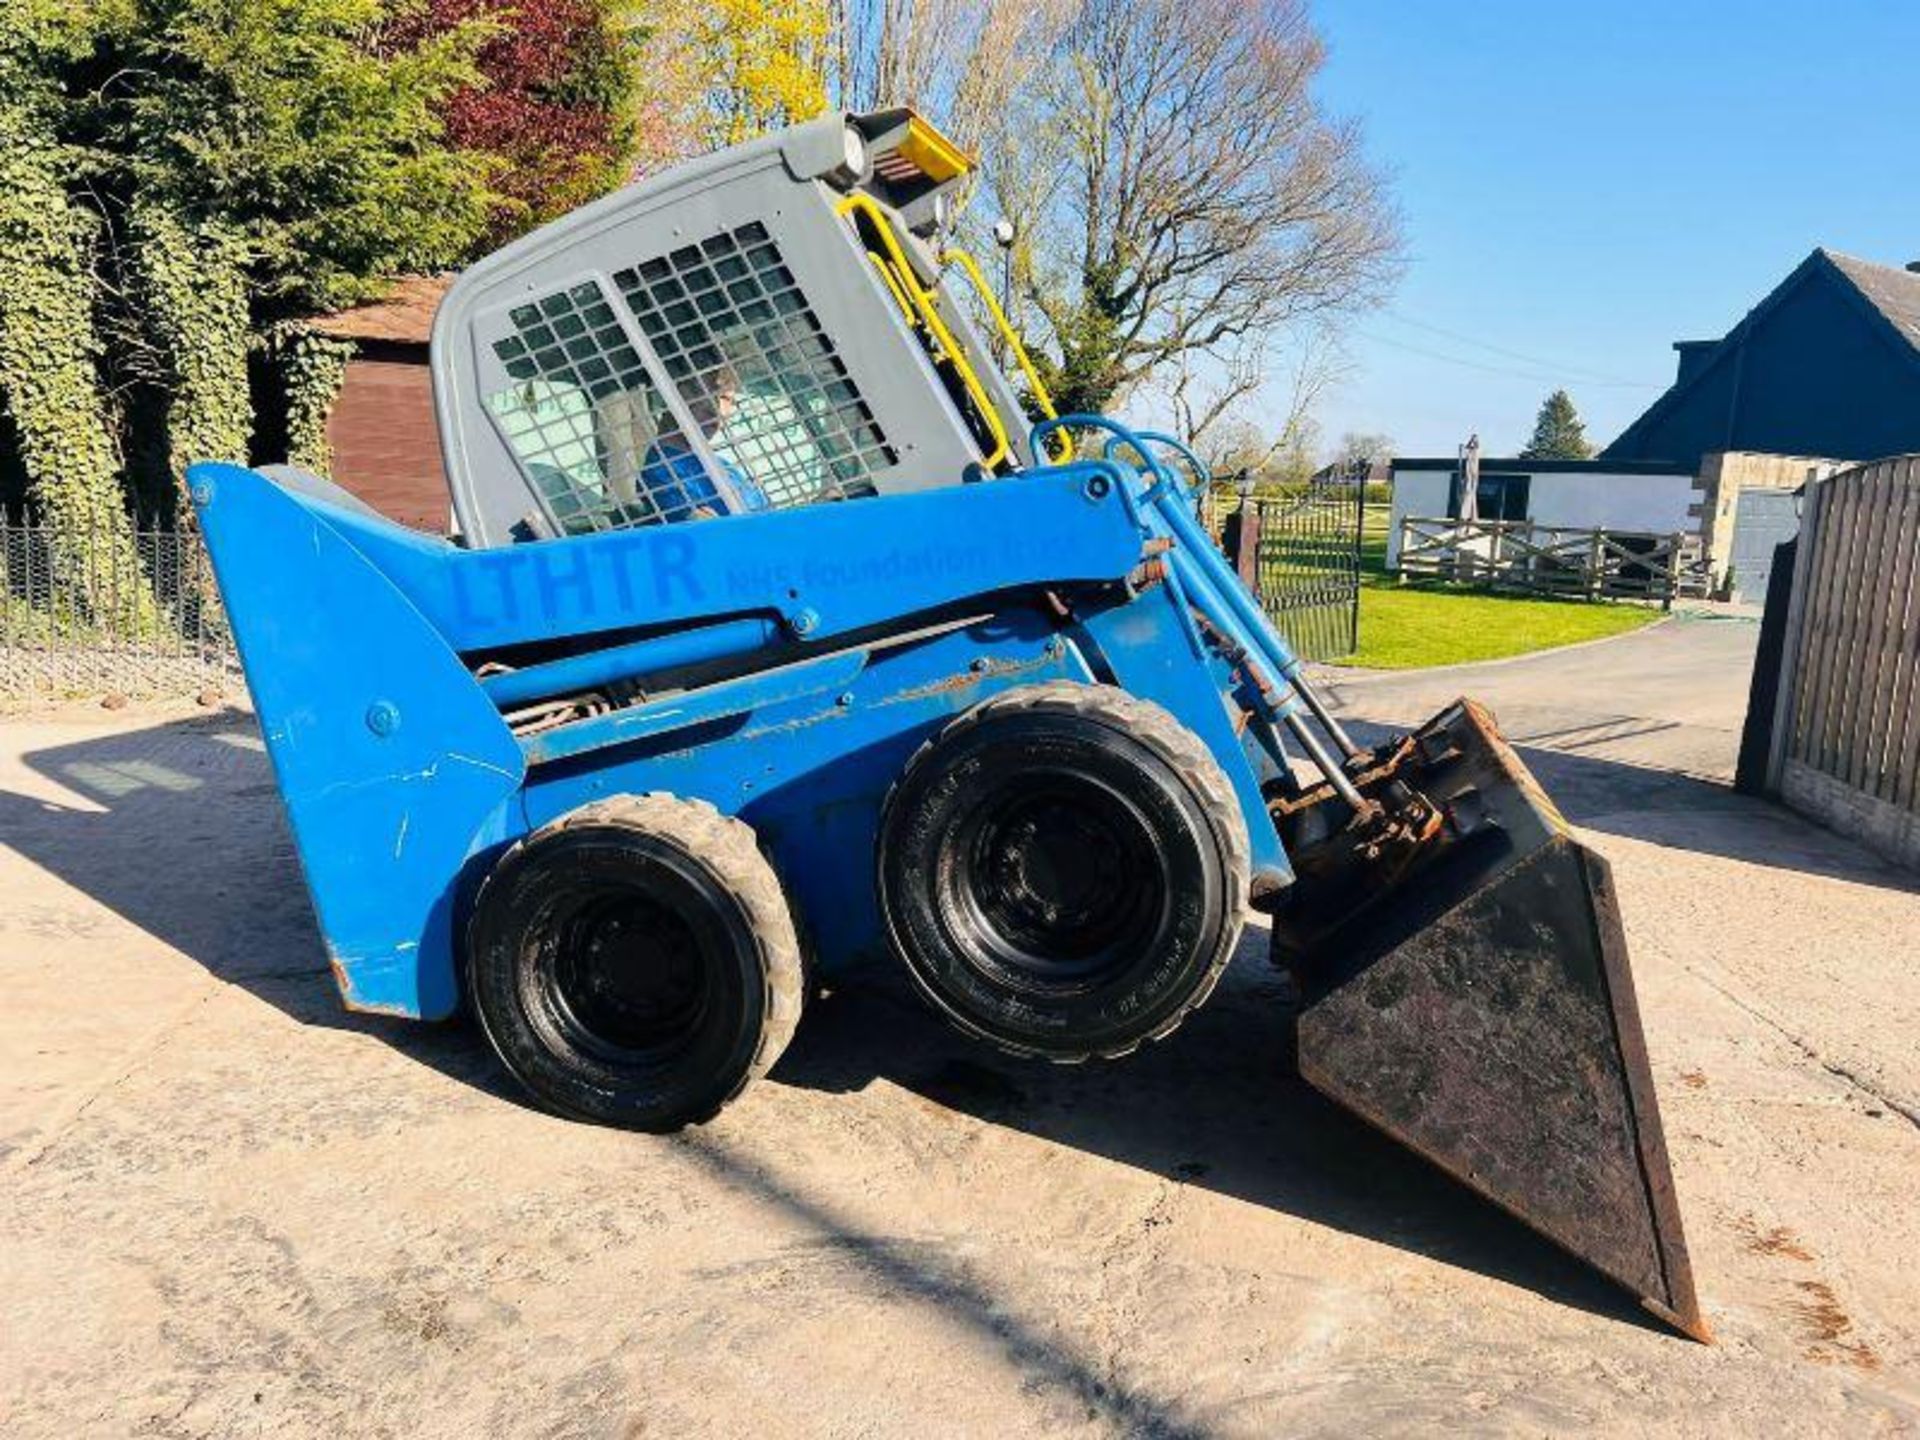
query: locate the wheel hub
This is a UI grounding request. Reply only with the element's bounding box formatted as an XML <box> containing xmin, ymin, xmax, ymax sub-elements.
<box><xmin>552</xmin><ymin>894</ymin><xmax>710</xmax><ymax>1058</ymax></box>
<box><xmin>963</xmin><ymin>778</ymin><xmax>1162</xmax><ymax>983</ymax></box>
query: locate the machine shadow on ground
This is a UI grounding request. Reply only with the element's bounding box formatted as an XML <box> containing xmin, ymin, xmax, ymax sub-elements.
<box><xmin>9</xmin><ymin>706</ymin><xmax>1875</xmax><ymax>1342</ymax></box>
<box><xmin>769</xmin><ymin>950</ymin><xmax>1661</xmax><ymax>1338</ymax></box>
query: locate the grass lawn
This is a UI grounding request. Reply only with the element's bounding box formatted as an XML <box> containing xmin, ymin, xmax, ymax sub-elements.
<box><xmin>1332</xmin><ymin>504</ymin><xmax>1661</xmax><ymax>670</ymax></box>
<box><xmin>1344</xmin><ymin>583</ymin><xmax>1658</xmax><ymax>669</ymax></box>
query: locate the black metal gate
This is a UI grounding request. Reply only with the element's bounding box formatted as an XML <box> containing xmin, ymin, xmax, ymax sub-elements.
<box><xmin>1220</xmin><ymin>472</ymin><xmax>1365</xmax><ymax>662</ymax></box>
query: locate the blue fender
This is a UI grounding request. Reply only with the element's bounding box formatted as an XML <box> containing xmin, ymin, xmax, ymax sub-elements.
<box><xmin>190</xmin><ymin>463</ymin><xmax>524</xmax><ymax>1018</ymax></box>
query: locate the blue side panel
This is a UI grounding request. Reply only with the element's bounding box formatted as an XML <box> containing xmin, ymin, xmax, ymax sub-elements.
<box><xmin>190</xmin><ymin>463</ymin><xmax>525</xmax><ymax>1019</ymax></box>
<box><xmin>1074</xmin><ymin>585</ymin><xmax>1292</xmax><ymax>889</ymax></box>
<box><xmin>192</xmin><ymin>447</ymin><xmax>1294</xmax><ymax>1009</ymax></box>
<box><xmin>521</xmin><ymin>614</ymin><xmax>1094</xmax><ymax>971</ymax></box>
<box><xmin>319</xmin><ymin>462</ymin><xmax>1143</xmax><ymax>652</ymax></box>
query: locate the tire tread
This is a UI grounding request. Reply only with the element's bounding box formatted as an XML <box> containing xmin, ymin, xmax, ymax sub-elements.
<box><xmin>883</xmin><ymin>681</ymin><xmax>1249</xmax><ymax>1063</ymax></box>
<box><xmin>469</xmin><ymin>792</ymin><xmax>803</xmax><ymax>1127</ymax></box>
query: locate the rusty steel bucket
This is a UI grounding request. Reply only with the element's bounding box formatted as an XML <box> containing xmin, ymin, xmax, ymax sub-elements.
<box><xmin>1271</xmin><ymin>699</ymin><xmax>1709</xmax><ymax>1341</ymax></box>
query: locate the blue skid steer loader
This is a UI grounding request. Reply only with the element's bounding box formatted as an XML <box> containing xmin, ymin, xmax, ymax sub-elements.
<box><xmin>191</xmin><ymin>111</ymin><xmax>1706</xmax><ymax>1339</ymax></box>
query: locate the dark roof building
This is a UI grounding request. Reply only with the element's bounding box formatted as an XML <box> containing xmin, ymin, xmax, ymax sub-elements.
<box><xmin>1603</xmin><ymin>249</ymin><xmax>1920</xmax><ymax>471</ymax></box>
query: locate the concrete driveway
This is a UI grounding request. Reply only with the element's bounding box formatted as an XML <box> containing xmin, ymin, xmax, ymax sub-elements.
<box><xmin>3</xmin><ymin>609</ymin><xmax>1917</xmax><ymax>1436</ymax></box>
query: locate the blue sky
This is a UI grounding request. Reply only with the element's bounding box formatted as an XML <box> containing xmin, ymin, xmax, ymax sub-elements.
<box><xmin>1304</xmin><ymin>1</ymin><xmax>1920</xmax><ymax>458</ymax></box>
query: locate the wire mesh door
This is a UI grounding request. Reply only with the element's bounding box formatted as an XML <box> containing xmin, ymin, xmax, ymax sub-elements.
<box><xmin>1251</xmin><ymin>473</ymin><xmax>1365</xmax><ymax>662</ymax></box>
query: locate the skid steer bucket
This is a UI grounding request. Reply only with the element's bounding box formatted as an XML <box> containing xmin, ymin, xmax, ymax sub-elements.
<box><xmin>1272</xmin><ymin>700</ymin><xmax>1708</xmax><ymax>1341</ymax></box>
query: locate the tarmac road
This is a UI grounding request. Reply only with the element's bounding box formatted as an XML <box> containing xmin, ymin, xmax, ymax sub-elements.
<box><xmin>3</xmin><ymin>608</ymin><xmax>1917</xmax><ymax>1437</ymax></box>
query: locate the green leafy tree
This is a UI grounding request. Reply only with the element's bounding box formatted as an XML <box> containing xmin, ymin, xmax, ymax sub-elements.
<box><xmin>382</xmin><ymin>0</ymin><xmax>646</xmax><ymax>249</ymax></box>
<box><xmin>2</xmin><ymin>0</ymin><xmax>500</xmax><ymax>524</ymax></box>
<box><xmin>0</xmin><ymin>4</ymin><xmax>154</xmax><ymax>620</ymax></box>
<box><xmin>92</xmin><ymin>0</ymin><xmax>500</xmax><ymax>320</ymax></box>
<box><xmin>1519</xmin><ymin>389</ymin><xmax>1594</xmax><ymax>460</ymax></box>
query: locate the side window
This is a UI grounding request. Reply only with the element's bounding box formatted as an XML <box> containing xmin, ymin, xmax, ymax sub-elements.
<box><xmin>612</xmin><ymin>222</ymin><xmax>897</xmax><ymax>510</ymax></box>
<box><xmin>1451</xmin><ymin>471</ymin><xmax>1531</xmax><ymax>523</ymax></box>
<box><xmin>481</xmin><ymin>227</ymin><xmax>898</xmax><ymax>535</ymax></box>
<box><xmin>484</xmin><ymin>282</ymin><xmax>714</xmax><ymax>533</ymax></box>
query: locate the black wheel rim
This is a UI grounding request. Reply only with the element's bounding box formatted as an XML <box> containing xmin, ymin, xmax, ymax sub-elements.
<box><xmin>943</xmin><ymin>770</ymin><xmax>1168</xmax><ymax>994</ymax></box>
<box><xmin>532</xmin><ymin>878</ymin><xmax>721</xmax><ymax>1068</ymax></box>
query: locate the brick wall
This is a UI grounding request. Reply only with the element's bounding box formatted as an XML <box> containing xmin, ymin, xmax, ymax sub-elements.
<box><xmin>325</xmin><ymin>350</ymin><xmax>451</xmax><ymax>533</ymax></box>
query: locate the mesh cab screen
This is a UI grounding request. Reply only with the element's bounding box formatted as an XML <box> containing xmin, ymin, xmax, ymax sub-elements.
<box><xmin>482</xmin><ymin>223</ymin><xmax>895</xmax><ymax>535</ymax></box>
<box><xmin>614</xmin><ymin>223</ymin><xmax>895</xmax><ymax>508</ymax></box>
<box><xmin>485</xmin><ymin>282</ymin><xmax>699</xmax><ymax>534</ymax></box>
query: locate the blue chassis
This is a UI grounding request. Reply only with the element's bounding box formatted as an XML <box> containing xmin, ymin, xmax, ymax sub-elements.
<box><xmin>190</xmin><ymin>446</ymin><xmax>1301</xmax><ymax>1021</ymax></box>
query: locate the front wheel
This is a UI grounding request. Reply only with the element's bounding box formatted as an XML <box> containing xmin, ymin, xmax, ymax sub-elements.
<box><xmin>877</xmin><ymin>682</ymin><xmax>1249</xmax><ymax>1061</ymax></box>
<box><xmin>467</xmin><ymin>794</ymin><xmax>803</xmax><ymax>1130</ymax></box>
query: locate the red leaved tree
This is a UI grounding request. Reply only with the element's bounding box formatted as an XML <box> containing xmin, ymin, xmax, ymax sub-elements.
<box><xmin>384</xmin><ymin>0</ymin><xmax>640</xmax><ymax>249</ymax></box>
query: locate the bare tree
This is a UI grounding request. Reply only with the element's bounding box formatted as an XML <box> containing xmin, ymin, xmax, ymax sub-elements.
<box><xmin>833</xmin><ymin>0</ymin><xmax>1072</xmax><ymax>164</ymax></box>
<box><xmin>835</xmin><ymin>0</ymin><xmax>965</xmax><ymax>114</ymax></box>
<box><xmin>1199</xmin><ymin>416</ymin><xmax>1269</xmax><ymax>475</ymax></box>
<box><xmin>1330</xmin><ymin>429</ymin><xmax>1396</xmax><ymax>471</ymax></box>
<box><xmin>975</xmin><ymin>0</ymin><xmax>1399</xmax><ymax>418</ymax></box>
<box><xmin>1165</xmin><ymin>321</ymin><xmax>1347</xmax><ymax>494</ymax></box>
<box><xmin>1169</xmin><ymin>322</ymin><xmax>1347</xmax><ymax>456</ymax></box>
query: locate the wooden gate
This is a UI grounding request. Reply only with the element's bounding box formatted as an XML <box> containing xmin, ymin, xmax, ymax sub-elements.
<box><xmin>1760</xmin><ymin>456</ymin><xmax>1920</xmax><ymax>870</ymax></box>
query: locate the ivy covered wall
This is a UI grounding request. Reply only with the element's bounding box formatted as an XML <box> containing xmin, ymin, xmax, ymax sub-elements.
<box><xmin>132</xmin><ymin>206</ymin><xmax>255</xmax><ymax>501</ymax></box>
<box><xmin>279</xmin><ymin>329</ymin><xmax>357</xmax><ymax>476</ymax></box>
<box><xmin>0</xmin><ymin>60</ymin><xmax>155</xmax><ymax>627</ymax></box>
<box><xmin>0</xmin><ymin>0</ymin><xmax>500</xmax><ymax>632</ymax></box>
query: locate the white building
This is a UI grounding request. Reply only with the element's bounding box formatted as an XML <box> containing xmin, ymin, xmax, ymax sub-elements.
<box><xmin>1385</xmin><ymin>457</ymin><xmax>1701</xmax><ymax>569</ymax></box>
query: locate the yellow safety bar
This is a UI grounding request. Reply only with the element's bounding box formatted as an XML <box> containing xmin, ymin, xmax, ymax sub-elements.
<box><xmin>866</xmin><ymin>253</ymin><xmax>915</xmax><ymax>326</ymax></box>
<box><xmin>837</xmin><ymin>191</ymin><xmax>1011</xmax><ymax>471</ymax></box>
<box><xmin>943</xmin><ymin>247</ymin><xmax>1071</xmax><ymax>463</ymax></box>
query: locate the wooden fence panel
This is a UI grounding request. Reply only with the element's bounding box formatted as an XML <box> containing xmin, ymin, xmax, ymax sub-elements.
<box><xmin>1767</xmin><ymin>456</ymin><xmax>1920</xmax><ymax>871</ymax></box>
<box><xmin>1883</xmin><ymin>463</ymin><xmax>1920</xmax><ymax>809</ymax></box>
<box><xmin>1798</xmin><ymin>474</ymin><xmax>1854</xmax><ymax>776</ymax></box>
<box><xmin>1854</xmin><ymin>460</ymin><xmax>1915</xmax><ymax>792</ymax></box>
<box><xmin>1394</xmin><ymin>516</ymin><xmax>1706</xmax><ymax>606</ymax></box>
<box><xmin>1809</xmin><ymin>466</ymin><xmax>1858</xmax><ymax>778</ymax></box>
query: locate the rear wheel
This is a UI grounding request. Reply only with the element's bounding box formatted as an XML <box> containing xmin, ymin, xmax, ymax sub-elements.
<box><xmin>468</xmin><ymin>794</ymin><xmax>803</xmax><ymax>1130</ymax></box>
<box><xmin>878</xmin><ymin>682</ymin><xmax>1249</xmax><ymax>1060</ymax></box>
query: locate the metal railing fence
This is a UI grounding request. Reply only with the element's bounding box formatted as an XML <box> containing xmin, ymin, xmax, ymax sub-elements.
<box><xmin>1212</xmin><ymin>476</ymin><xmax>1365</xmax><ymax>663</ymax></box>
<box><xmin>1</xmin><ymin>520</ymin><xmax>238</xmax><ymax>701</ymax></box>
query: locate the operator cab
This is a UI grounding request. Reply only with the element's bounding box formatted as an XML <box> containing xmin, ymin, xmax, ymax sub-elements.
<box><xmin>431</xmin><ymin>110</ymin><xmax>1056</xmax><ymax>548</ymax></box>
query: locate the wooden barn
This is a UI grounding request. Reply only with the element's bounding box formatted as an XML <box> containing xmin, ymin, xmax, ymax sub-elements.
<box><xmin>304</xmin><ymin>276</ymin><xmax>455</xmax><ymax>533</ymax></box>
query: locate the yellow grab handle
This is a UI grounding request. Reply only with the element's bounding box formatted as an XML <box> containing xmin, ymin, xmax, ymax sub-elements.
<box><xmin>942</xmin><ymin>246</ymin><xmax>1071</xmax><ymax>463</ymax></box>
<box><xmin>837</xmin><ymin>192</ymin><xmax>1010</xmax><ymax>471</ymax></box>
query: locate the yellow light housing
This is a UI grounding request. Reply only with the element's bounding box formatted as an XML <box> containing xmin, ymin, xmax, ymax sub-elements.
<box><xmin>880</xmin><ymin>113</ymin><xmax>973</xmax><ymax>185</ymax></box>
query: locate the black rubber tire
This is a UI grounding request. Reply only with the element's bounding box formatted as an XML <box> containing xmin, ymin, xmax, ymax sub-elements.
<box><xmin>878</xmin><ymin>681</ymin><xmax>1249</xmax><ymax>1061</ymax></box>
<box><xmin>467</xmin><ymin>793</ymin><xmax>803</xmax><ymax>1131</ymax></box>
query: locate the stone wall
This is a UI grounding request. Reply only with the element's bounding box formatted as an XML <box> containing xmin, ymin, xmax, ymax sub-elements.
<box><xmin>1694</xmin><ymin>450</ymin><xmax>1844</xmax><ymax>587</ymax></box>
